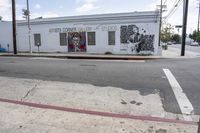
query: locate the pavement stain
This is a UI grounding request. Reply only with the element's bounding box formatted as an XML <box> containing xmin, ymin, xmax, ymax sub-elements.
<box><xmin>120</xmin><ymin>121</ymin><xmax>125</xmax><ymax>124</ymax></box>
<box><xmin>130</xmin><ymin>100</ymin><xmax>137</xmax><ymax>104</ymax></box>
<box><xmin>155</xmin><ymin>129</ymin><xmax>167</xmax><ymax>133</ymax></box>
<box><xmin>121</xmin><ymin>99</ymin><xmax>143</xmax><ymax>106</ymax></box>
<box><xmin>147</xmin><ymin>126</ymin><xmax>168</xmax><ymax>133</ymax></box>
<box><xmin>148</xmin><ymin>126</ymin><xmax>154</xmax><ymax>133</ymax></box>
<box><xmin>130</xmin><ymin>100</ymin><xmax>143</xmax><ymax>106</ymax></box>
<box><xmin>121</xmin><ymin>99</ymin><xmax>127</xmax><ymax>105</ymax></box>
<box><xmin>136</xmin><ymin>102</ymin><xmax>143</xmax><ymax>106</ymax></box>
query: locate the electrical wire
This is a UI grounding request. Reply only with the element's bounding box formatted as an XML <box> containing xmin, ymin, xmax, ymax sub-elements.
<box><xmin>164</xmin><ymin>0</ymin><xmax>183</xmax><ymax>20</ymax></box>
<box><xmin>166</xmin><ymin>0</ymin><xmax>183</xmax><ymax>19</ymax></box>
<box><xmin>165</xmin><ymin>0</ymin><xmax>180</xmax><ymax>17</ymax></box>
<box><xmin>163</xmin><ymin>0</ymin><xmax>178</xmax><ymax>18</ymax></box>
<box><xmin>163</xmin><ymin>0</ymin><xmax>168</xmax><ymax>5</ymax></box>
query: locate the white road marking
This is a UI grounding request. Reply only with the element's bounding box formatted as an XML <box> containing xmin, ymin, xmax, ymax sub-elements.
<box><xmin>163</xmin><ymin>69</ymin><xmax>194</xmax><ymax>121</ymax></box>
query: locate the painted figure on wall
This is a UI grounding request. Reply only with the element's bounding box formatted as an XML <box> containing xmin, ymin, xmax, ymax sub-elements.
<box><xmin>68</xmin><ymin>32</ymin><xmax>86</xmax><ymax>52</ymax></box>
<box><xmin>120</xmin><ymin>25</ymin><xmax>154</xmax><ymax>54</ymax></box>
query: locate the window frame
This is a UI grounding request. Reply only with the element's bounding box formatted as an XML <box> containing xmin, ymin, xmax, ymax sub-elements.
<box><xmin>108</xmin><ymin>31</ymin><xmax>116</xmax><ymax>45</ymax></box>
<box><xmin>59</xmin><ymin>33</ymin><xmax>68</xmax><ymax>46</ymax></box>
<box><xmin>87</xmin><ymin>32</ymin><xmax>96</xmax><ymax>46</ymax></box>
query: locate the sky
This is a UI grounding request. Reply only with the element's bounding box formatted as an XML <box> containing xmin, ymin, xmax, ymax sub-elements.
<box><xmin>0</xmin><ymin>0</ymin><xmax>199</xmax><ymax>33</ymax></box>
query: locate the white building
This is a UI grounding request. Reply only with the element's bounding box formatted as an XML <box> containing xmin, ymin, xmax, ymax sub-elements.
<box><xmin>0</xmin><ymin>11</ymin><xmax>162</xmax><ymax>55</ymax></box>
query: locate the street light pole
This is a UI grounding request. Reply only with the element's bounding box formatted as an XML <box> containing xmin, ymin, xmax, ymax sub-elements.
<box><xmin>181</xmin><ymin>0</ymin><xmax>189</xmax><ymax>56</ymax></box>
<box><xmin>27</xmin><ymin>0</ymin><xmax>32</xmax><ymax>54</ymax></box>
<box><xmin>158</xmin><ymin>0</ymin><xmax>163</xmax><ymax>46</ymax></box>
<box><xmin>11</xmin><ymin>0</ymin><xmax>17</xmax><ymax>54</ymax></box>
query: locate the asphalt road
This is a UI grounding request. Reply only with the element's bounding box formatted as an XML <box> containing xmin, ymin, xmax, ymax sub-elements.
<box><xmin>0</xmin><ymin>56</ymin><xmax>200</xmax><ymax>115</ymax></box>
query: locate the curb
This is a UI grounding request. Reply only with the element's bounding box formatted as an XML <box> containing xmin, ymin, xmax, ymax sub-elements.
<box><xmin>0</xmin><ymin>97</ymin><xmax>197</xmax><ymax>126</ymax></box>
<box><xmin>0</xmin><ymin>54</ymin><xmax>165</xmax><ymax>60</ymax></box>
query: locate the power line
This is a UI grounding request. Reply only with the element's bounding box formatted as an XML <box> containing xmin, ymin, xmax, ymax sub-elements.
<box><xmin>163</xmin><ymin>0</ymin><xmax>168</xmax><ymax>5</ymax></box>
<box><xmin>164</xmin><ymin>0</ymin><xmax>183</xmax><ymax>20</ymax></box>
<box><xmin>166</xmin><ymin>0</ymin><xmax>183</xmax><ymax>19</ymax></box>
<box><xmin>164</xmin><ymin>0</ymin><xmax>182</xmax><ymax>19</ymax></box>
<box><xmin>163</xmin><ymin>0</ymin><xmax>177</xmax><ymax>18</ymax></box>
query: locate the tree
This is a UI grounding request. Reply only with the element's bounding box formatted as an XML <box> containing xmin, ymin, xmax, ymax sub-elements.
<box><xmin>171</xmin><ymin>34</ymin><xmax>181</xmax><ymax>44</ymax></box>
<box><xmin>190</xmin><ymin>30</ymin><xmax>200</xmax><ymax>44</ymax></box>
<box><xmin>161</xmin><ymin>22</ymin><xmax>174</xmax><ymax>43</ymax></box>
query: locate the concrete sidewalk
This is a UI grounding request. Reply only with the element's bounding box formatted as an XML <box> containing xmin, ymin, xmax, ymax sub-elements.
<box><xmin>0</xmin><ymin>102</ymin><xmax>198</xmax><ymax>133</ymax></box>
<box><xmin>0</xmin><ymin>76</ymin><xmax>198</xmax><ymax>133</ymax></box>
<box><xmin>0</xmin><ymin>48</ymin><xmax>199</xmax><ymax>60</ymax></box>
<box><xmin>0</xmin><ymin>52</ymin><xmax>161</xmax><ymax>60</ymax></box>
<box><xmin>162</xmin><ymin>46</ymin><xmax>200</xmax><ymax>58</ymax></box>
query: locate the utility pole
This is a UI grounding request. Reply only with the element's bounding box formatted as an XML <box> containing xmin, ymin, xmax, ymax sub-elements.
<box><xmin>197</xmin><ymin>0</ymin><xmax>200</xmax><ymax>32</ymax></box>
<box><xmin>181</xmin><ymin>0</ymin><xmax>189</xmax><ymax>56</ymax></box>
<box><xmin>27</xmin><ymin>0</ymin><xmax>32</xmax><ymax>54</ymax></box>
<box><xmin>158</xmin><ymin>0</ymin><xmax>163</xmax><ymax>46</ymax></box>
<box><xmin>11</xmin><ymin>0</ymin><xmax>17</xmax><ymax>54</ymax></box>
<box><xmin>198</xmin><ymin>118</ymin><xmax>200</xmax><ymax>133</ymax></box>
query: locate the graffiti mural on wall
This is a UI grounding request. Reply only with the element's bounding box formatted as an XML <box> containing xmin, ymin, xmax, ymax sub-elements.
<box><xmin>68</xmin><ymin>32</ymin><xmax>86</xmax><ymax>52</ymax></box>
<box><xmin>120</xmin><ymin>25</ymin><xmax>154</xmax><ymax>54</ymax></box>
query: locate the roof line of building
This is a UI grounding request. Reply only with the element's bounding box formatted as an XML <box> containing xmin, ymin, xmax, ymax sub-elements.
<box><xmin>17</xmin><ymin>11</ymin><xmax>159</xmax><ymax>26</ymax></box>
<box><xmin>27</xmin><ymin>11</ymin><xmax>158</xmax><ymax>21</ymax></box>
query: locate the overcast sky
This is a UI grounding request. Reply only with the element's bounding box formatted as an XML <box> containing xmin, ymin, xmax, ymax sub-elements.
<box><xmin>0</xmin><ymin>0</ymin><xmax>199</xmax><ymax>33</ymax></box>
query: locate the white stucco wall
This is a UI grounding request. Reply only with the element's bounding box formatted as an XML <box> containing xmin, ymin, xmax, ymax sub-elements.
<box><xmin>1</xmin><ymin>11</ymin><xmax>162</xmax><ymax>55</ymax></box>
<box><xmin>0</xmin><ymin>21</ymin><xmax>13</xmax><ymax>52</ymax></box>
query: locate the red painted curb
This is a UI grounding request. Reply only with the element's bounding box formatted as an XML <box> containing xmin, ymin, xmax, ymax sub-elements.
<box><xmin>0</xmin><ymin>98</ymin><xmax>197</xmax><ymax>125</ymax></box>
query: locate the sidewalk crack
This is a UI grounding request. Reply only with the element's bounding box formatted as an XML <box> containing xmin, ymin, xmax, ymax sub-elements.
<box><xmin>21</xmin><ymin>80</ymin><xmax>42</xmax><ymax>100</ymax></box>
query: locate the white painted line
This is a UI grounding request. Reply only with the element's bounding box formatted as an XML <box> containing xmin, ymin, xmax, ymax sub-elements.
<box><xmin>163</xmin><ymin>69</ymin><xmax>194</xmax><ymax>121</ymax></box>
